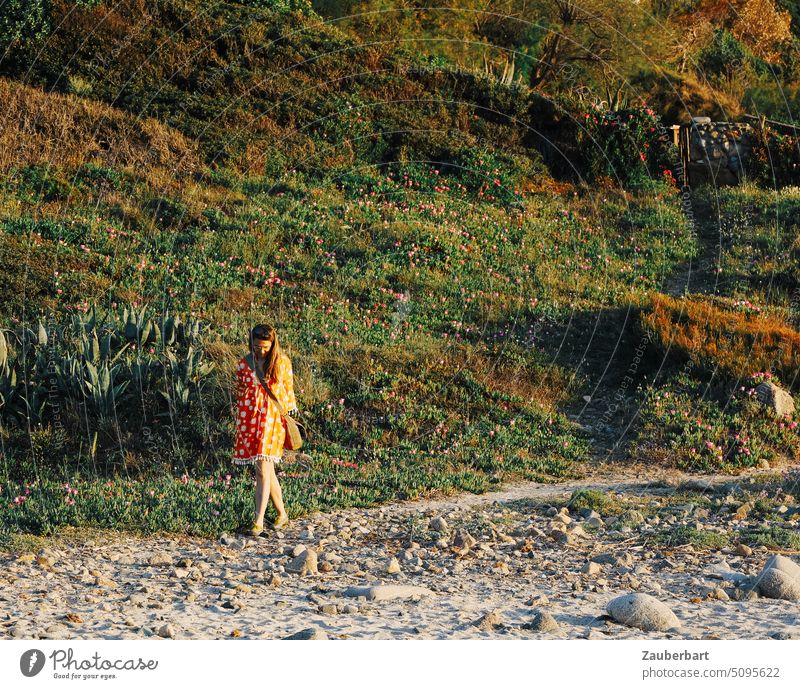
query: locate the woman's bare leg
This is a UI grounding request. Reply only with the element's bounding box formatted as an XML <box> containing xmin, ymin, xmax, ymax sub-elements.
<box><xmin>267</xmin><ymin>461</ymin><xmax>287</xmax><ymax>520</ymax></box>
<box><xmin>254</xmin><ymin>461</ymin><xmax>270</xmax><ymax>526</ymax></box>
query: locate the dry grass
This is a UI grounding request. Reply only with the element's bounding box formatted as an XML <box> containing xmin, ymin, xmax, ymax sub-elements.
<box><xmin>642</xmin><ymin>292</ymin><xmax>800</xmax><ymax>384</ymax></box>
<box><xmin>0</xmin><ymin>78</ymin><xmax>201</xmax><ymax>183</ymax></box>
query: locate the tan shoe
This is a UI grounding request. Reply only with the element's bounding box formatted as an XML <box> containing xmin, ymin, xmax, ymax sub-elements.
<box><xmin>249</xmin><ymin>521</ymin><xmax>264</xmax><ymax>537</ymax></box>
<box><xmin>272</xmin><ymin>514</ymin><xmax>289</xmax><ymax>530</ymax></box>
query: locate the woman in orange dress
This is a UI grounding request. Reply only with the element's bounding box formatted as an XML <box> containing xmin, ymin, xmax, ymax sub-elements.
<box><xmin>232</xmin><ymin>323</ymin><xmax>298</xmax><ymax>536</ymax></box>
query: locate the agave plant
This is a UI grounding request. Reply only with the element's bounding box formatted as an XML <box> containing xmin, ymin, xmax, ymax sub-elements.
<box><xmin>17</xmin><ymin>380</ymin><xmax>49</xmax><ymax>429</ymax></box>
<box><xmin>122</xmin><ymin>304</ymin><xmax>152</xmax><ymax>345</ymax></box>
<box><xmin>158</xmin><ymin>345</ymin><xmax>215</xmax><ymax>417</ymax></box>
<box><xmin>0</xmin><ymin>330</ymin><xmax>17</xmax><ymax>415</ymax></box>
<box><xmin>83</xmin><ymin>359</ymin><xmax>130</xmax><ymax>419</ymax></box>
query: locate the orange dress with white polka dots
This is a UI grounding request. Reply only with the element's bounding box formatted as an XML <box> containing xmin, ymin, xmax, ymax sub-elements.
<box><xmin>232</xmin><ymin>352</ymin><xmax>297</xmax><ymax>465</ymax></box>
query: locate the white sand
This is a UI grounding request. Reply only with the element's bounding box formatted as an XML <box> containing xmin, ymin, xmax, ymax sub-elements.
<box><xmin>2</xmin><ymin>470</ymin><xmax>799</xmax><ymax>640</ymax></box>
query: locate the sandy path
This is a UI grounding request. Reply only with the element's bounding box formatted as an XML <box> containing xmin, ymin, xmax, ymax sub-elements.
<box><xmin>1</xmin><ymin>467</ymin><xmax>798</xmax><ymax>640</ymax></box>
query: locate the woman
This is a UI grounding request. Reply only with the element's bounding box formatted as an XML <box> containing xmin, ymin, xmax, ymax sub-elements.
<box><xmin>232</xmin><ymin>323</ymin><xmax>299</xmax><ymax>536</ymax></box>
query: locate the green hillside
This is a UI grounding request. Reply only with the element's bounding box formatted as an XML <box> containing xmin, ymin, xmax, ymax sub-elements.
<box><xmin>1</xmin><ymin>1</ymin><xmax>798</xmax><ymax>537</ymax></box>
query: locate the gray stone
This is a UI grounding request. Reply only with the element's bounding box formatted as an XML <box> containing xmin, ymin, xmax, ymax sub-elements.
<box><xmin>148</xmin><ymin>553</ymin><xmax>174</xmax><ymax>567</ymax></box>
<box><xmin>283</xmin><ymin>627</ymin><xmax>328</xmax><ymax>640</ymax></box>
<box><xmin>606</xmin><ymin>593</ymin><xmax>681</xmax><ymax>632</ymax></box>
<box><xmin>453</xmin><ymin>530</ymin><xmax>477</xmax><ymax>550</ymax></box>
<box><xmin>429</xmin><ymin>516</ymin><xmax>449</xmax><ymax>532</ymax></box>
<box><xmin>157</xmin><ymin>624</ymin><xmax>176</xmax><ymax>639</ymax></box>
<box><xmin>286</xmin><ymin>549</ymin><xmax>318</xmax><ymax>575</ymax></box>
<box><xmin>342</xmin><ymin>585</ymin><xmax>434</xmax><ymax>601</ymax></box>
<box><xmin>761</xmin><ymin>554</ymin><xmax>800</xmax><ymax>579</ymax></box>
<box><xmin>756</xmin><ymin>568</ymin><xmax>800</xmax><ymax>601</ymax></box>
<box><xmin>582</xmin><ymin>561</ymin><xmax>602</xmax><ymax>576</ymax></box>
<box><xmin>755</xmin><ymin>382</ymin><xmax>795</xmax><ymax>417</ymax></box>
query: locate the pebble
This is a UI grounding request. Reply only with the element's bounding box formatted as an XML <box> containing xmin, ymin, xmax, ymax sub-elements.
<box><xmin>429</xmin><ymin>516</ymin><xmax>449</xmax><ymax>532</ymax></box>
<box><xmin>157</xmin><ymin>623</ymin><xmax>176</xmax><ymax>639</ymax></box>
<box><xmin>582</xmin><ymin>562</ymin><xmax>602</xmax><ymax>576</ymax></box>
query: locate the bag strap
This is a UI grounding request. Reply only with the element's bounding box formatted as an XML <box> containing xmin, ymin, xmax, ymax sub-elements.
<box><xmin>245</xmin><ymin>353</ymin><xmax>289</xmax><ymax>418</ymax></box>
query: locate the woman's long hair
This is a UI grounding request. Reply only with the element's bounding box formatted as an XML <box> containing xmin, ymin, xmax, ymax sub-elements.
<box><xmin>249</xmin><ymin>323</ymin><xmax>281</xmax><ymax>381</ymax></box>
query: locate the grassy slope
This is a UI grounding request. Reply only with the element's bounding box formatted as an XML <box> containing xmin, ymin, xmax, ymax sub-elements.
<box><xmin>0</xmin><ymin>1</ymin><xmax>797</xmax><ymax>536</ymax></box>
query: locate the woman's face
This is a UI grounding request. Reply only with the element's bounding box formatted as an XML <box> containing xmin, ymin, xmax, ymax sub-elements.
<box><xmin>252</xmin><ymin>336</ymin><xmax>273</xmax><ymax>360</ymax></box>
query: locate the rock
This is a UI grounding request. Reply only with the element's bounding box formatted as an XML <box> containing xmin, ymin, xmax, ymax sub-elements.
<box><xmin>94</xmin><ymin>576</ymin><xmax>117</xmax><ymax>589</ymax></box>
<box><xmin>36</xmin><ymin>550</ymin><xmax>56</xmax><ymax>569</ymax></box>
<box><xmin>606</xmin><ymin>593</ymin><xmax>681</xmax><ymax>632</ymax></box>
<box><xmin>710</xmin><ymin>587</ymin><xmax>730</xmax><ymax>601</ymax></box>
<box><xmin>386</xmin><ymin>558</ymin><xmax>401</xmax><ymax>574</ymax></box>
<box><xmin>342</xmin><ymin>585</ymin><xmax>434</xmax><ymax>601</ymax></box>
<box><xmin>318</xmin><ymin>603</ymin><xmax>338</xmax><ymax>615</ymax></box>
<box><xmin>525</xmin><ymin>594</ymin><xmax>550</xmax><ymax>607</ymax></box>
<box><xmin>473</xmin><ymin>609</ymin><xmax>503</xmax><ymax>631</ymax></box>
<box><xmin>286</xmin><ymin>549</ymin><xmax>318</xmax><ymax>576</ymax></box>
<box><xmin>771</xmin><ymin>631</ymin><xmax>800</xmax><ymax>640</ymax></box>
<box><xmin>761</xmin><ymin>554</ymin><xmax>800</xmax><ymax>580</ymax></box>
<box><xmin>127</xmin><ymin>593</ymin><xmax>148</xmax><ymax>607</ymax></box>
<box><xmin>11</xmin><ymin>623</ymin><xmax>32</xmax><ymax>639</ymax></box>
<box><xmin>734</xmin><ymin>503</ymin><xmax>753</xmax><ymax>521</ymax></box>
<box><xmin>429</xmin><ymin>516</ymin><xmax>449</xmax><ymax>532</ymax></box>
<box><xmin>340</xmin><ymin>604</ymin><xmax>359</xmax><ymax>614</ymax></box>
<box><xmin>157</xmin><ymin>624</ymin><xmax>176</xmax><ymax>639</ymax></box>
<box><xmin>268</xmin><ymin>573</ymin><xmax>282</xmax><ymax>587</ymax></box>
<box><xmin>755</xmin><ymin>382</ymin><xmax>795</xmax><ymax>417</ymax></box>
<box><xmin>582</xmin><ymin>562</ymin><xmax>602</xmax><ymax>576</ymax></box>
<box><xmin>148</xmin><ymin>553</ymin><xmax>174</xmax><ymax>567</ymax></box>
<box><xmin>283</xmin><ymin>627</ymin><xmax>328</xmax><ymax>640</ymax></box>
<box><xmin>622</xmin><ymin>510</ymin><xmax>645</xmax><ymax>526</ymax></box>
<box><xmin>756</xmin><ymin>568</ymin><xmax>800</xmax><ymax>601</ymax></box>
<box><xmin>735</xmin><ymin>543</ymin><xmax>753</xmax><ymax>556</ymax></box>
<box><xmin>292</xmin><ymin>544</ymin><xmax>307</xmax><ymax>557</ymax></box>
<box><xmin>681</xmin><ymin>479</ymin><xmax>714</xmax><ymax>493</ymax></box>
<box><xmin>586</xmin><ymin>517</ymin><xmax>604</xmax><ymax>529</ymax></box>
<box><xmin>453</xmin><ymin>530</ymin><xmax>477</xmax><ymax>551</ymax></box>
<box><xmin>524</xmin><ymin>611</ymin><xmax>561</xmax><ymax>633</ymax></box>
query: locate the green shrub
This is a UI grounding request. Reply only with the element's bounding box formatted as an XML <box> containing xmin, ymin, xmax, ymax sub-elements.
<box><xmin>0</xmin><ymin>0</ymin><xmax>49</xmax><ymax>54</ymax></box>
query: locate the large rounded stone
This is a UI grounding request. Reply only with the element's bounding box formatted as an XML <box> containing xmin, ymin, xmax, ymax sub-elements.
<box><xmin>757</xmin><ymin>568</ymin><xmax>800</xmax><ymax>601</ymax></box>
<box><xmin>606</xmin><ymin>593</ymin><xmax>681</xmax><ymax>632</ymax></box>
<box><xmin>755</xmin><ymin>555</ymin><xmax>800</xmax><ymax>600</ymax></box>
<box><xmin>762</xmin><ymin>554</ymin><xmax>800</xmax><ymax>579</ymax></box>
<box><xmin>343</xmin><ymin>585</ymin><xmax>433</xmax><ymax>601</ymax></box>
